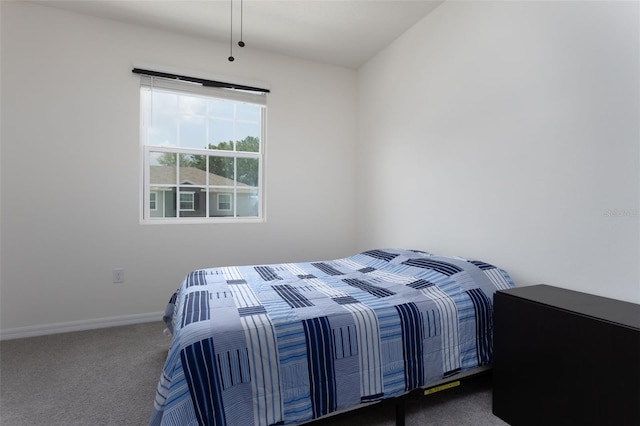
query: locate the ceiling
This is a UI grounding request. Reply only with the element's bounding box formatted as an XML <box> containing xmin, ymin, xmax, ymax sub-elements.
<box><xmin>30</xmin><ymin>0</ymin><xmax>444</xmax><ymax>69</ymax></box>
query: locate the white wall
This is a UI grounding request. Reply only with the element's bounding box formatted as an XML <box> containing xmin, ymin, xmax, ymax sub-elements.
<box><xmin>0</xmin><ymin>2</ymin><xmax>357</xmax><ymax>332</ymax></box>
<box><xmin>357</xmin><ymin>1</ymin><xmax>639</xmax><ymax>303</ymax></box>
<box><xmin>2</xmin><ymin>1</ymin><xmax>639</xmax><ymax>336</ymax></box>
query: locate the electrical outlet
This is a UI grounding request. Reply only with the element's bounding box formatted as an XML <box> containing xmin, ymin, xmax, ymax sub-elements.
<box><xmin>113</xmin><ymin>268</ymin><xmax>125</xmax><ymax>283</ymax></box>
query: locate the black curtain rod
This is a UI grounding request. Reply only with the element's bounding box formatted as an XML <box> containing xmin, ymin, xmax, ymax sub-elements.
<box><xmin>132</xmin><ymin>68</ymin><xmax>270</xmax><ymax>93</ymax></box>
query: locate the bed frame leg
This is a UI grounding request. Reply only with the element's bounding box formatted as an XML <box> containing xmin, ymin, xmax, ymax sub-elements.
<box><xmin>395</xmin><ymin>398</ymin><xmax>405</xmax><ymax>426</ymax></box>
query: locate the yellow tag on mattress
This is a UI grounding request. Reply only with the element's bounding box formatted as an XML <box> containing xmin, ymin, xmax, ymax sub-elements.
<box><xmin>424</xmin><ymin>380</ymin><xmax>460</xmax><ymax>395</ymax></box>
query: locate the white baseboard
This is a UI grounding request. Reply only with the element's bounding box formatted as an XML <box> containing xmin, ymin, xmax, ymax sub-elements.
<box><xmin>0</xmin><ymin>311</ymin><xmax>164</xmax><ymax>341</ymax></box>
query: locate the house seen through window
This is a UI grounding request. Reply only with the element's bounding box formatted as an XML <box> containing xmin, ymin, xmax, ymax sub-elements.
<box><xmin>139</xmin><ymin>72</ymin><xmax>266</xmax><ymax>222</ymax></box>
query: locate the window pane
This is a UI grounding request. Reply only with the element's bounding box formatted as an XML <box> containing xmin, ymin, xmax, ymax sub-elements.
<box><xmin>179</xmin><ymin>94</ymin><xmax>206</xmax><ymax>116</ymax></box>
<box><xmin>178</xmin><ymin>154</ymin><xmax>207</xmax><ymax>217</ymax></box>
<box><xmin>208</xmin><ymin>119</ymin><xmax>234</xmax><ymax>149</ymax></box>
<box><xmin>148</xmin><ymin>189</ymin><xmax>176</xmax><ymax>218</ymax></box>
<box><xmin>150</xmin><ymin>152</ymin><xmax>177</xmax><ymax>185</ymax></box>
<box><xmin>236</xmin><ymin>135</ymin><xmax>260</xmax><ymax>153</ymax></box>
<box><xmin>237</xmin><ymin>121</ymin><xmax>260</xmax><ymax>140</ymax></box>
<box><xmin>178</xmin><ymin>189</ymin><xmax>206</xmax><ymax>218</ymax></box>
<box><xmin>210</xmin><ymin>192</ymin><xmax>233</xmax><ymax>217</ymax></box>
<box><xmin>179</xmin><ymin>153</ymin><xmax>208</xmax><ymax>188</ymax></box>
<box><xmin>149</xmin><ymin>115</ymin><xmax>178</xmax><ymax>147</ymax></box>
<box><xmin>153</xmin><ymin>90</ymin><xmax>178</xmax><ymax>113</ymax></box>
<box><xmin>208</xmin><ymin>99</ymin><xmax>234</xmax><ymax>119</ymax></box>
<box><xmin>237</xmin><ymin>157</ymin><xmax>259</xmax><ymax>187</ymax></box>
<box><xmin>179</xmin><ymin>115</ymin><xmax>206</xmax><ymax>149</ymax></box>
<box><xmin>209</xmin><ymin>156</ymin><xmax>235</xmax><ymax>182</ymax></box>
<box><xmin>237</xmin><ymin>188</ymin><xmax>259</xmax><ymax>218</ymax></box>
<box><xmin>149</xmin><ymin>91</ymin><xmax>178</xmax><ymax>147</ymax></box>
<box><xmin>236</xmin><ymin>103</ymin><xmax>260</xmax><ymax>122</ymax></box>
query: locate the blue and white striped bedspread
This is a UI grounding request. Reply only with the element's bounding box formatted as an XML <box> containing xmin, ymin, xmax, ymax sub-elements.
<box><xmin>150</xmin><ymin>248</ymin><xmax>514</xmax><ymax>426</ymax></box>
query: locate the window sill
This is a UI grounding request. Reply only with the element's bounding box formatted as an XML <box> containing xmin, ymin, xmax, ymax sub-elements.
<box><xmin>141</xmin><ymin>217</ymin><xmax>265</xmax><ymax>225</ymax></box>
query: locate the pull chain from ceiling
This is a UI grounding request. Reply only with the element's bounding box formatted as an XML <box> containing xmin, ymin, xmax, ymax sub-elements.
<box><xmin>228</xmin><ymin>0</ymin><xmax>245</xmax><ymax>62</ymax></box>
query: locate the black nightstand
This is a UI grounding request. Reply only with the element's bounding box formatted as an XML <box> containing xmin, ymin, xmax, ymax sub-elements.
<box><xmin>492</xmin><ymin>284</ymin><xmax>640</xmax><ymax>426</ymax></box>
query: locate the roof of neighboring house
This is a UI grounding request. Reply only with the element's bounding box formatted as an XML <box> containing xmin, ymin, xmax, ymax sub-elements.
<box><xmin>150</xmin><ymin>166</ymin><xmax>255</xmax><ymax>190</ymax></box>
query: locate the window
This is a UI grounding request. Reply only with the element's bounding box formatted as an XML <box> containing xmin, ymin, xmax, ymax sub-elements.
<box><xmin>150</xmin><ymin>192</ymin><xmax>158</xmax><ymax>211</ymax></box>
<box><xmin>179</xmin><ymin>192</ymin><xmax>195</xmax><ymax>211</ymax></box>
<box><xmin>218</xmin><ymin>193</ymin><xmax>232</xmax><ymax>211</ymax></box>
<box><xmin>139</xmin><ymin>71</ymin><xmax>267</xmax><ymax>223</ymax></box>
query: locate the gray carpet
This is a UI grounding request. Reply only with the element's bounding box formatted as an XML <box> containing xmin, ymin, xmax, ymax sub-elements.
<box><xmin>0</xmin><ymin>322</ymin><xmax>508</xmax><ymax>425</ymax></box>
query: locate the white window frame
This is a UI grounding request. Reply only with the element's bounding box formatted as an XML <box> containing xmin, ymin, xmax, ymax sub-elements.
<box><xmin>139</xmin><ymin>72</ymin><xmax>267</xmax><ymax>224</ymax></box>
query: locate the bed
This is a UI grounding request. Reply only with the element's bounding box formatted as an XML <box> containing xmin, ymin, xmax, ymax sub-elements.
<box><xmin>150</xmin><ymin>248</ymin><xmax>515</xmax><ymax>426</ymax></box>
